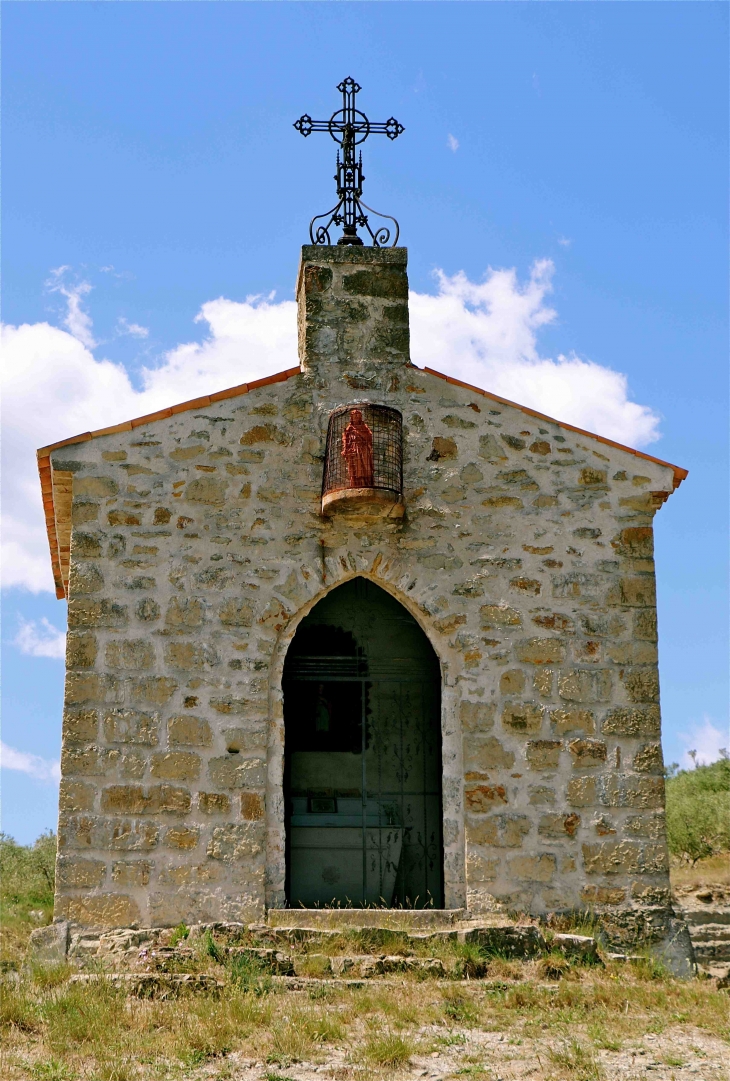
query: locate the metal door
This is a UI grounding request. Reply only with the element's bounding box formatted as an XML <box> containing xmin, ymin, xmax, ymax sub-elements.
<box><xmin>283</xmin><ymin>580</ymin><xmax>443</xmax><ymax>908</ymax></box>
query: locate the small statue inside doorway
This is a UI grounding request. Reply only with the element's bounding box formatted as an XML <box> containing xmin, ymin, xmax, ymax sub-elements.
<box><xmin>341</xmin><ymin>409</ymin><xmax>374</xmax><ymax>488</ymax></box>
<box><xmin>314</xmin><ymin>684</ymin><xmax>331</xmax><ymax>733</ymax></box>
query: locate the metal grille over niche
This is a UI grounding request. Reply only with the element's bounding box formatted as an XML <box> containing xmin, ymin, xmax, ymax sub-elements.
<box><xmin>322</xmin><ymin>405</ymin><xmax>403</xmax><ymax>512</ymax></box>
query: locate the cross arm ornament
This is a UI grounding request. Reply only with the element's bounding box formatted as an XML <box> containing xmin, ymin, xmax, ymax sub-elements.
<box><xmin>293</xmin><ymin>77</ymin><xmax>405</xmax><ymax>247</ymax></box>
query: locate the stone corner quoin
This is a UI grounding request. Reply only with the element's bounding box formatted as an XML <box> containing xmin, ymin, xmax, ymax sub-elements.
<box><xmin>44</xmin><ymin>242</ymin><xmax>684</xmax><ymax>936</ymax></box>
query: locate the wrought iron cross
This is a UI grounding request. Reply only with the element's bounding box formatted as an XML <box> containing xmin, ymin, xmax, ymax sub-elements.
<box><xmin>294</xmin><ymin>77</ymin><xmax>405</xmax><ymax>247</ymax></box>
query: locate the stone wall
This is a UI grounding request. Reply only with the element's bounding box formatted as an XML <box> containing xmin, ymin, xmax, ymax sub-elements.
<box><xmin>49</xmin><ymin>244</ymin><xmax>680</xmax><ymax>931</ymax></box>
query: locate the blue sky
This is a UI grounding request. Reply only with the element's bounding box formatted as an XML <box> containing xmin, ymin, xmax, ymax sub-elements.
<box><xmin>2</xmin><ymin>1</ymin><xmax>728</xmax><ymax>844</ymax></box>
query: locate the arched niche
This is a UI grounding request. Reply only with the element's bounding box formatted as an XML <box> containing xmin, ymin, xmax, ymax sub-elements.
<box><xmin>282</xmin><ymin>577</ymin><xmax>443</xmax><ymax>908</ymax></box>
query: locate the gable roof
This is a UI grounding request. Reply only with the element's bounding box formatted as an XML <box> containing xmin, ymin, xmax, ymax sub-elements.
<box><xmin>37</xmin><ymin>363</ymin><xmax>687</xmax><ymax>599</ymax></box>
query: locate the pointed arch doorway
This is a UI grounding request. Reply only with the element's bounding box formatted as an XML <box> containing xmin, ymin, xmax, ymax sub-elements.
<box><xmin>283</xmin><ymin>578</ymin><xmax>443</xmax><ymax>908</ymax></box>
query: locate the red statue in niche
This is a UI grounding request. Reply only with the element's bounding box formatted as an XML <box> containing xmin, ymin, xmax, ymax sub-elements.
<box><xmin>341</xmin><ymin>409</ymin><xmax>374</xmax><ymax>488</ymax></box>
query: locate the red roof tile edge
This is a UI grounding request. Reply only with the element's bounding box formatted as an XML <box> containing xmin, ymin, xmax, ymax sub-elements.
<box><xmin>37</xmin><ymin>362</ymin><xmax>686</xmax><ymax>600</ymax></box>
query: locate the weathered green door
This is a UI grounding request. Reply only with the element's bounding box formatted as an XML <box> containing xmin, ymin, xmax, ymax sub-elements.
<box><xmin>284</xmin><ymin>578</ymin><xmax>443</xmax><ymax>909</ymax></box>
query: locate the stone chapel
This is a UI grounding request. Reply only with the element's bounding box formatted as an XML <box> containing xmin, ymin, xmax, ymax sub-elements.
<box><xmin>38</xmin><ymin>242</ymin><xmax>688</xmax><ymax>946</ymax></box>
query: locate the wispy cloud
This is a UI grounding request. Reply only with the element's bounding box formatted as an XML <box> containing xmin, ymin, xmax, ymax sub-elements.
<box><xmin>13</xmin><ymin>617</ymin><xmax>66</xmax><ymax>659</ymax></box>
<box><xmin>447</xmin><ymin>133</ymin><xmax>459</xmax><ymax>153</ymax></box>
<box><xmin>678</xmin><ymin>716</ymin><xmax>728</xmax><ymax>767</ymax></box>
<box><xmin>117</xmin><ymin>316</ymin><xmax>149</xmax><ymax>339</ymax></box>
<box><xmin>0</xmin><ymin>742</ymin><xmax>60</xmax><ymax>783</ymax></box>
<box><xmin>557</xmin><ymin>236</ymin><xmax>571</xmax><ymax>248</ymax></box>
<box><xmin>46</xmin><ymin>267</ymin><xmax>96</xmax><ymax>348</ymax></box>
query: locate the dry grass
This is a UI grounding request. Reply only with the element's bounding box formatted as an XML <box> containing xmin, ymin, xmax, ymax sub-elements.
<box><xmin>2</xmin><ymin>954</ymin><xmax>728</xmax><ymax>1079</ymax></box>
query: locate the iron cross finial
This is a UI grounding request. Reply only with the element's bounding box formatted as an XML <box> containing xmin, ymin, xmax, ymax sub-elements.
<box><xmin>294</xmin><ymin>77</ymin><xmax>405</xmax><ymax>247</ymax></box>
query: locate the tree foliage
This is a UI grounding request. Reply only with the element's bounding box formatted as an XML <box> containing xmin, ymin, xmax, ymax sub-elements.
<box><xmin>665</xmin><ymin>758</ymin><xmax>730</xmax><ymax>864</ymax></box>
<box><xmin>0</xmin><ymin>831</ymin><xmax>57</xmax><ymax>913</ymax></box>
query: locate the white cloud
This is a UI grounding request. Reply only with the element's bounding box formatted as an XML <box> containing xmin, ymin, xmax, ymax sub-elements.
<box><xmin>0</xmin><ymin>741</ymin><xmax>60</xmax><ymax>783</ymax></box>
<box><xmin>678</xmin><ymin>716</ymin><xmax>728</xmax><ymax>768</ymax></box>
<box><xmin>557</xmin><ymin>236</ymin><xmax>571</xmax><ymax>248</ymax></box>
<box><xmin>13</xmin><ymin>616</ymin><xmax>66</xmax><ymax>659</ymax></box>
<box><xmin>447</xmin><ymin>133</ymin><xmax>459</xmax><ymax>153</ymax></box>
<box><xmin>2</xmin><ymin>261</ymin><xmax>661</xmax><ymax>594</ymax></box>
<box><xmin>409</xmin><ymin>262</ymin><xmax>661</xmax><ymax>447</ymax></box>
<box><xmin>46</xmin><ymin>267</ymin><xmax>97</xmax><ymax>348</ymax></box>
<box><xmin>117</xmin><ymin>317</ymin><xmax>149</xmax><ymax>339</ymax></box>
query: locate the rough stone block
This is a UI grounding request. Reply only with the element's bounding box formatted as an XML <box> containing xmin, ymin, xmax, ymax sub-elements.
<box><xmin>28</xmin><ymin>921</ymin><xmax>70</xmax><ymax>962</ymax></box>
<box><xmin>240</xmin><ymin>791</ymin><xmax>265</xmax><ymax>820</ymax></box>
<box><xmin>128</xmin><ymin>677</ymin><xmax>178</xmax><ymax>706</ymax></box>
<box><xmin>611</xmin><ymin>526</ymin><xmax>653</xmax><ymax>558</ymax></box>
<box><xmin>568</xmin><ymin>739</ymin><xmax>607</xmax><ymax>767</ymax></box>
<box><xmin>464</xmin><ymin>784</ymin><xmax>508</xmax><ymax>811</ymax></box>
<box><xmin>558</xmin><ymin>669</ymin><xmax>612</xmax><ymax>703</ymax></box>
<box><xmin>566</xmin><ymin>776</ymin><xmax>597</xmax><ymax>808</ymax></box>
<box><xmin>56</xmin><ymin>856</ymin><xmax>106</xmax><ymax>889</ymax></box>
<box><xmin>463</xmin><ymin>735</ymin><xmax>515</xmax><ymax>772</ymax></box>
<box><xmin>538</xmin><ymin>813</ymin><xmax>581</xmax><ymax>838</ymax></box>
<box><xmin>601</xmin><ymin>705</ymin><xmax>660</xmax><ymax>737</ymax></box>
<box><xmin>61</xmin><ymin>744</ymin><xmax>119</xmax><ymax>778</ymax></box>
<box><xmin>581</xmin><ymin>885</ymin><xmax>626</xmax><ymax>905</ymax></box>
<box><xmin>207</xmin><ymin>823</ymin><xmax>264</xmax><ymax>860</ymax></box>
<box><xmin>624</xmin><ymin>813</ymin><xmax>666</xmax><ymax>840</ymax></box>
<box><xmin>66</xmin><ymin>632</ymin><xmax>98</xmax><ymax>668</ymax></box>
<box><xmin>68</xmin><ymin>598</ymin><xmax>128</xmax><ymax>628</ymax></box>
<box><xmin>164</xmin><ymin>825</ymin><xmax>200</xmax><ymax>850</ymax></box>
<box><xmin>108</xmin><ymin>820</ymin><xmax>160</xmax><ymax>851</ymax></box>
<box><xmin>112</xmin><ymin>860</ymin><xmax>152</xmax><ymax>887</ymax></box>
<box><xmin>634</xmin><ymin>609</ymin><xmax>658</xmax><ymax>641</ymax></box>
<box><xmin>526</xmin><ymin>740</ymin><xmax>562</xmax><ymax>770</ymax></box>
<box><xmin>500</xmin><ymin>669</ymin><xmax>525</xmax><ymax>695</ymax></box>
<box><xmin>105</xmin><ymin>639</ymin><xmax>155</xmax><ymax>670</ymax></box>
<box><xmin>167</xmin><ymin>715</ymin><xmax>213</xmax><ymax>747</ymax></box>
<box><xmin>550</xmin><ymin>708</ymin><xmax>595</xmax><ymax>736</ymax></box>
<box><xmin>466</xmin><ymin>814</ymin><xmax>530</xmax><ymax>848</ymax></box>
<box><xmin>466</xmin><ymin>847</ymin><xmax>499</xmax><ymax>882</ymax></box>
<box><xmin>198</xmin><ymin>792</ymin><xmax>231</xmax><ymax>815</ymax></box>
<box><xmin>74</xmin><ymin>476</ymin><xmax>118</xmax><ymax>498</ymax></box>
<box><xmin>621</xmin><ymin>667</ymin><xmax>660</xmax><ymax>703</ymax></box>
<box><xmin>581</xmin><ymin>840</ymin><xmax>667</xmax><ymax>876</ymax></box>
<box><xmin>515</xmin><ymin>638</ymin><xmax>566</xmax><ymax>665</ymax></box>
<box><xmin>607</xmin><ymin>577</ymin><xmax>656</xmax><ymax>608</ymax></box>
<box><xmin>480</xmin><ymin>604</ymin><xmax>522</xmax><ymax>629</ymax></box>
<box><xmin>632</xmin><ymin>743</ymin><xmax>664</xmax><ymax>774</ymax></box>
<box><xmin>150</xmin><ymin>752</ymin><xmax>201</xmax><ymax>782</ymax></box>
<box><xmin>218</xmin><ymin>598</ymin><xmax>254</xmax><ymax>626</ymax></box>
<box><xmin>59</xmin><ymin>780</ymin><xmax>96</xmax><ymax>813</ymax></box>
<box><xmin>459</xmin><ymin>700</ymin><xmax>496</xmax><ymax>732</ymax></box>
<box><xmin>103</xmin><ymin>709</ymin><xmax>159</xmax><ymax>745</ymax></box>
<box><xmin>533</xmin><ymin>669</ymin><xmax>553</xmax><ymax>698</ymax></box>
<box><xmin>208</xmin><ymin>756</ymin><xmax>266</xmax><ymax>789</ymax></box>
<box><xmin>68</xmin><ymin>562</ymin><xmax>105</xmax><ymax>594</ymax></box>
<box><xmin>528</xmin><ymin>786</ymin><xmax>556</xmax><ymax>805</ymax></box>
<box><xmin>63</xmin><ymin>708</ymin><xmax>99</xmax><ymax>743</ymax></box>
<box><xmin>598</xmin><ymin>774</ymin><xmax>664</xmax><ymax>810</ymax></box>
<box><xmin>66</xmin><ymin>673</ymin><xmax>123</xmax><ymax>706</ymax></box>
<box><xmin>165</xmin><ymin>596</ymin><xmax>205</xmax><ymax>628</ymax></box>
<box><xmin>56</xmin><ymin>894</ymin><xmax>141</xmax><ymax>929</ymax></box>
<box><xmin>186</xmin><ymin>476</ymin><xmax>228</xmax><ymax>505</ymax></box>
<box><xmin>100</xmin><ymin>784</ymin><xmax>191</xmax><ymax>816</ymax></box>
<box><xmin>510</xmin><ymin>854</ymin><xmax>556</xmax><ymax>882</ymax></box>
<box><xmin>502</xmin><ymin>702</ymin><xmax>543</xmax><ymax>734</ymax></box>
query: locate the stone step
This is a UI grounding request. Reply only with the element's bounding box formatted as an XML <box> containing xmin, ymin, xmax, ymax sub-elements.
<box><xmin>687</xmin><ymin>924</ymin><xmax>730</xmax><ymax>942</ymax></box>
<box><xmin>265</xmin><ymin>908</ymin><xmax>468</xmax><ymax>930</ymax></box>
<box><xmin>681</xmin><ymin>909</ymin><xmax>730</xmax><ymax>927</ymax></box>
<box><xmin>691</xmin><ymin>941</ymin><xmax>730</xmax><ymax>963</ymax></box>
